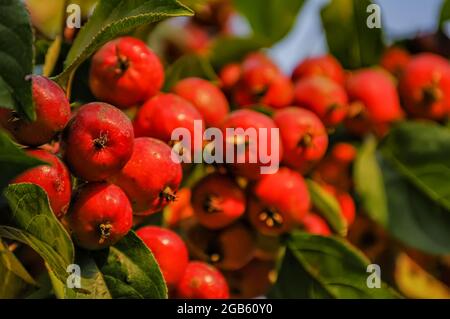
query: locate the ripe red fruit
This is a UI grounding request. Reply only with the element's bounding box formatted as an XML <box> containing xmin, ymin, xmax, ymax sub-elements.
<box><xmin>294</xmin><ymin>76</ymin><xmax>348</xmax><ymax>126</ymax></box>
<box><xmin>235</xmin><ymin>53</ymin><xmax>294</xmax><ymax>109</ymax></box>
<box><xmin>241</xmin><ymin>52</ymin><xmax>280</xmax><ymax>93</ymax></box>
<box><xmin>172</xmin><ymin>78</ymin><xmax>229</xmax><ymax>127</ymax></box>
<box><xmin>164</xmin><ymin>188</ymin><xmax>194</xmax><ymax>228</ymax></box>
<box><xmin>191</xmin><ymin>173</ymin><xmax>246</xmax><ymax>229</ymax></box>
<box><xmin>0</xmin><ymin>76</ymin><xmax>70</xmax><ymax>146</ymax></box>
<box><xmin>313</xmin><ymin>158</ymin><xmax>353</xmax><ymax>192</ymax></box>
<box><xmin>301</xmin><ymin>213</ymin><xmax>332</xmax><ymax>236</ymax></box>
<box><xmin>248</xmin><ymin>167</ymin><xmax>311</xmax><ymax>236</ymax></box>
<box><xmin>176</xmin><ymin>262</ymin><xmax>229</xmax><ymax>299</ymax></box>
<box><xmin>186</xmin><ymin>222</ymin><xmax>255</xmax><ymax>270</ymax></box>
<box><xmin>273</xmin><ymin>107</ymin><xmax>328</xmax><ymax>173</ymax></box>
<box><xmin>89</xmin><ymin>36</ymin><xmax>164</xmax><ymax>109</ymax></box>
<box><xmin>399</xmin><ymin>53</ymin><xmax>450</xmax><ymax>120</ymax></box>
<box><xmin>221</xmin><ymin>109</ymin><xmax>282</xmax><ymax>180</ymax></box>
<box><xmin>62</xmin><ymin>102</ymin><xmax>134</xmax><ymax>182</ymax></box>
<box><xmin>292</xmin><ymin>54</ymin><xmax>345</xmax><ymax>85</ymax></box>
<box><xmin>232</xmin><ymin>85</ymin><xmax>255</xmax><ymax>107</ymax></box>
<box><xmin>109</xmin><ymin>137</ymin><xmax>182</xmax><ymax>214</ymax></box>
<box><xmin>346</xmin><ymin>69</ymin><xmax>404</xmax><ymax>125</ymax></box>
<box><xmin>330</xmin><ymin>142</ymin><xmax>357</xmax><ymax>165</ymax></box>
<box><xmin>133</xmin><ymin>93</ymin><xmax>204</xmax><ymax>154</ymax></box>
<box><xmin>337</xmin><ymin>191</ymin><xmax>356</xmax><ymax>226</ymax></box>
<box><xmin>181</xmin><ymin>23</ymin><xmax>211</xmax><ymax>55</ymax></box>
<box><xmin>67</xmin><ymin>183</ymin><xmax>133</xmax><ymax>250</ymax></box>
<box><xmin>136</xmin><ymin>226</ymin><xmax>189</xmax><ymax>288</ymax></box>
<box><xmin>260</xmin><ymin>75</ymin><xmax>295</xmax><ymax>109</ymax></box>
<box><xmin>380</xmin><ymin>47</ymin><xmax>411</xmax><ymax>77</ymax></box>
<box><xmin>312</xmin><ymin>144</ymin><xmax>356</xmax><ymax>195</ymax></box>
<box><xmin>12</xmin><ymin>149</ymin><xmax>71</xmax><ymax>218</ymax></box>
<box><xmin>219</xmin><ymin>63</ymin><xmax>241</xmax><ymax>89</ymax></box>
<box><xmin>233</xmin><ymin>75</ymin><xmax>294</xmax><ymax>110</ymax></box>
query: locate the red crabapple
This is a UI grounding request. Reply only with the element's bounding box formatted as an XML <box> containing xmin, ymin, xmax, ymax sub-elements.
<box><xmin>133</xmin><ymin>93</ymin><xmax>205</xmax><ymax>156</ymax></box>
<box><xmin>294</xmin><ymin>76</ymin><xmax>348</xmax><ymax>126</ymax></box>
<box><xmin>399</xmin><ymin>53</ymin><xmax>450</xmax><ymax>120</ymax></box>
<box><xmin>62</xmin><ymin>102</ymin><xmax>134</xmax><ymax>182</ymax></box>
<box><xmin>191</xmin><ymin>173</ymin><xmax>246</xmax><ymax>229</ymax></box>
<box><xmin>67</xmin><ymin>182</ymin><xmax>133</xmax><ymax>250</ymax></box>
<box><xmin>302</xmin><ymin>213</ymin><xmax>332</xmax><ymax>236</ymax></box>
<box><xmin>0</xmin><ymin>76</ymin><xmax>70</xmax><ymax>146</ymax></box>
<box><xmin>346</xmin><ymin>69</ymin><xmax>404</xmax><ymax>125</ymax></box>
<box><xmin>108</xmin><ymin>137</ymin><xmax>182</xmax><ymax>214</ymax></box>
<box><xmin>248</xmin><ymin>167</ymin><xmax>311</xmax><ymax>236</ymax></box>
<box><xmin>12</xmin><ymin>149</ymin><xmax>71</xmax><ymax>218</ymax></box>
<box><xmin>176</xmin><ymin>262</ymin><xmax>229</xmax><ymax>299</ymax></box>
<box><xmin>292</xmin><ymin>54</ymin><xmax>345</xmax><ymax>85</ymax></box>
<box><xmin>380</xmin><ymin>47</ymin><xmax>411</xmax><ymax>77</ymax></box>
<box><xmin>273</xmin><ymin>107</ymin><xmax>328</xmax><ymax>173</ymax></box>
<box><xmin>186</xmin><ymin>222</ymin><xmax>256</xmax><ymax>271</ymax></box>
<box><xmin>220</xmin><ymin>109</ymin><xmax>282</xmax><ymax>180</ymax></box>
<box><xmin>136</xmin><ymin>226</ymin><xmax>189</xmax><ymax>288</ymax></box>
<box><xmin>172</xmin><ymin>77</ymin><xmax>229</xmax><ymax>127</ymax></box>
<box><xmin>89</xmin><ymin>37</ymin><xmax>164</xmax><ymax>109</ymax></box>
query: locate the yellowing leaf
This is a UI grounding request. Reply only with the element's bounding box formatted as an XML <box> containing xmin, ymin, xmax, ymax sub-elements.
<box><xmin>395</xmin><ymin>253</ymin><xmax>450</xmax><ymax>299</ymax></box>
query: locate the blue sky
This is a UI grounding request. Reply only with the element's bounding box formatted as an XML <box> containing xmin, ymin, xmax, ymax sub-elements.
<box><xmin>267</xmin><ymin>0</ymin><xmax>446</xmax><ymax>73</ymax></box>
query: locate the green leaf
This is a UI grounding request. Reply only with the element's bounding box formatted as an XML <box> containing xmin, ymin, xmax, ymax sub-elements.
<box><xmin>380</xmin><ymin>156</ymin><xmax>450</xmax><ymax>255</ymax></box>
<box><xmin>0</xmin><ymin>76</ymin><xmax>15</xmax><ymax>109</ymax></box>
<box><xmin>0</xmin><ymin>130</ymin><xmax>47</xmax><ymax>191</ymax></box>
<box><xmin>321</xmin><ymin>0</ymin><xmax>385</xmax><ymax>69</ymax></box>
<box><xmin>232</xmin><ymin>0</ymin><xmax>305</xmax><ymax>44</ymax></box>
<box><xmin>49</xmin><ymin>232</ymin><xmax>167</xmax><ymax>299</ymax></box>
<box><xmin>440</xmin><ymin>0</ymin><xmax>450</xmax><ymax>29</ymax></box>
<box><xmin>0</xmin><ymin>0</ymin><xmax>34</xmax><ymax>119</ymax></box>
<box><xmin>0</xmin><ymin>239</ymin><xmax>37</xmax><ymax>298</ymax></box>
<box><xmin>209</xmin><ymin>36</ymin><xmax>267</xmax><ymax>68</ymax></box>
<box><xmin>93</xmin><ymin>231</ymin><xmax>167</xmax><ymax>299</ymax></box>
<box><xmin>269</xmin><ymin>232</ymin><xmax>400</xmax><ymax>298</ymax></box>
<box><xmin>354</xmin><ymin>136</ymin><xmax>389</xmax><ymax>225</ymax></box>
<box><xmin>163</xmin><ymin>54</ymin><xmax>217</xmax><ymax>91</ymax></box>
<box><xmin>306</xmin><ymin>179</ymin><xmax>347</xmax><ymax>236</ymax></box>
<box><xmin>54</xmin><ymin>0</ymin><xmax>193</xmax><ymax>87</ymax></box>
<box><xmin>0</xmin><ymin>183</ymin><xmax>75</xmax><ymax>282</ymax></box>
<box><xmin>353</xmin><ymin>125</ymin><xmax>450</xmax><ymax>255</ymax></box>
<box><xmin>48</xmin><ymin>251</ymin><xmax>112</xmax><ymax>299</ymax></box>
<box><xmin>380</xmin><ymin>121</ymin><xmax>450</xmax><ymax>211</ymax></box>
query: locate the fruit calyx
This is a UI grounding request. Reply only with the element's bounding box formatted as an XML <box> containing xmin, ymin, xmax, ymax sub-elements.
<box><xmin>206</xmin><ymin>240</ymin><xmax>223</xmax><ymax>264</ymax></box>
<box><xmin>258</xmin><ymin>207</ymin><xmax>284</xmax><ymax>229</ymax></box>
<box><xmin>93</xmin><ymin>131</ymin><xmax>109</xmax><ymax>150</ymax></box>
<box><xmin>326</xmin><ymin>103</ymin><xmax>341</xmax><ymax>114</ymax></box>
<box><xmin>160</xmin><ymin>186</ymin><xmax>177</xmax><ymax>202</ymax></box>
<box><xmin>422</xmin><ymin>83</ymin><xmax>443</xmax><ymax>106</ymax></box>
<box><xmin>347</xmin><ymin>101</ymin><xmax>365</xmax><ymax>119</ymax></box>
<box><xmin>297</xmin><ymin>132</ymin><xmax>313</xmax><ymax>148</ymax></box>
<box><xmin>203</xmin><ymin>194</ymin><xmax>223</xmax><ymax>214</ymax></box>
<box><xmin>99</xmin><ymin>222</ymin><xmax>113</xmax><ymax>244</ymax></box>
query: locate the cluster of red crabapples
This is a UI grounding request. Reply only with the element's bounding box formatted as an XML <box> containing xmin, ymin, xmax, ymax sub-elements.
<box><xmin>1</xmin><ymin>35</ymin><xmax>449</xmax><ymax>298</ymax></box>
